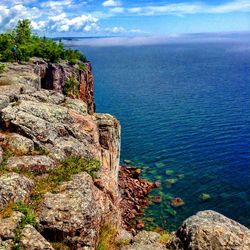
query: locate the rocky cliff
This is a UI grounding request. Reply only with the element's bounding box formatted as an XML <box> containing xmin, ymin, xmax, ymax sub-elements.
<box><xmin>0</xmin><ymin>60</ymin><xmax>121</xmax><ymax>249</ymax></box>
<box><xmin>0</xmin><ymin>60</ymin><xmax>249</xmax><ymax>250</ymax></box>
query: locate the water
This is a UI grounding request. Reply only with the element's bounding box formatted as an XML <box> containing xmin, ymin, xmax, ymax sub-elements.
<box><xmin>67</xmin><ymin>37</ymin><xmax>250</xmax><ymax>231</ymax></box>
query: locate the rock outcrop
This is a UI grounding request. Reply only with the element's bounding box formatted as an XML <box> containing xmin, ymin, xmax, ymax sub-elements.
<box><xmin>40</xmin><ymin>172</ymin><xmax>116</xmax><ymax>249</ymax></box>
<box><xmin>0</xmin><ymin>63</ymin><xmax>121</xmax><ymax>249</ymax></box>
<box><xmin>167</xmin><ymin>210</ymin><xmax>250</xmax><ymax>250</ymax></box>
<box><xmin>0</xmin><ymin>59</ymin><xmax>95</xmax><ymax>114</ymax></box>
<box><xmin>20</xmin><ymin>225</ymin><xmax>54</xmax><ymax>250</ymax></box>
<box><xmin>0</xmin><ymin>173</ymin><xmax>34</xmax><ymax>209</ymax></box>
<box><xmin>120</xmin><ymin>230</ymin><xmax>167</xmax><ymax>250</ymax></box>
<box><xmin>6</xmin><ymin>155</ymin><xmax>56</xmax><ymax>174</ymax></box>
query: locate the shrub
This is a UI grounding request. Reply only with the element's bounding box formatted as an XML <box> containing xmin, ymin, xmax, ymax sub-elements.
<box><xmin>64</xmin><ymin>77</ymin><xmax>79</xmax><ymax>96</ymax></box>
<box><xmin>12</xmin><ymin>202</ymin><xmax>38</xmax><ymax>249</ymax></box>
<box><xmin>78</xmin><ymin>63</ymin><xmax>86</xmax><ymax>71</ymax></box>
<box><xmin>97</xmin><ymin>224</ymin><xmax>118</xmax><ymax>250</ymax></box>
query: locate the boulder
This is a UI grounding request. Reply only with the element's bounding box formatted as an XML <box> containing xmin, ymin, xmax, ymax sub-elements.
<box><xmin>39</xmin><ymin>172</ymin><xmax>117</xmax><ymax>249</ymax></box>
<box><xmin>167</xmin><ymin>210</ymin><xmax>250</xmax><ymax>250</ymax></box>
<box><xmin>0</xmin><ymin>211</ymin><xmax>24</xmax><ymax>239</ymax></box>
<box><xmin>20</xmin><ymin>225</ymin><xmax>54</xmax><ymax>250</ymax></box>
<box><xmin>6</xmin><ymin>155</ymin><xmax>56</xmax><ymax>174</ymax></box>
<box><xmin>0</xmin><ymin>133</ymin><xmax>34</xmax><ymax>155</ymax></box>
<box><xmin>0</xmin><ymin>173</ymin><xmax>34</xmax><ymax>209</ymax></box>
<box><xmin>0</xmin><ymin>95</ymin><xmax>10</xmax><ymax>111</ymax></box>
<box><xmin>64</xmin><ymin>97</ymin><xmax>88</xmax><ymax>115</ymax></box>
<box><xmin>19</xmin><ymin>89</ymin><xmax>65</xmax><ymax>105</ymax></box>
<box><xmin>121</xmin><ymin>231</ymin><xmax>166</xmax><ymax>250</ymax></box>
<box><xmin>0</xmin><ymin>239</ymin><xmax>13</xmax><ymax>250</ymax></box>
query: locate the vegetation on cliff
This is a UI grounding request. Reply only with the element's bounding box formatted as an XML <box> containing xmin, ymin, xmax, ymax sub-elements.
<box><xmin>0</xmin><ymin>19</ymin><xmax>87</xmax><ymax>63</ymax></box>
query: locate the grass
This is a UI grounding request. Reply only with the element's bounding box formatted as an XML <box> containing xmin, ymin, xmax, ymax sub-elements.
<box><xmin>12</xmin><ymin>202</ymin><xmax>38</xmax><ymax>250</ymax></box>
<box><xmin>0</xmin><ymin>154</ymin><xmax>101</xmax><ymax>248</ymax></box>
<box><xmin>97</xmin><ymin>224</ymin><xmax>118</xmax><ymax>250</ymax></box>
<box><xmin>51</xmin><ymin>242</ymin><xmax>70</xmax><ymax>250</ymax></box>
<box><xmin>32</xmin><ymin>148</ymin><xmax>50</xmax><ymax>156</ymax></box>
<box><xmin>0</xmin><ymin>149</ymin><xmax>14</xmax><ymax>176</ymax></box>
<box><xmin>64</xmin><ymin>77</ymin><xmax>79</xmax><ymax>96</ymax></box>
<box><xmin>152</xmin><ymin>227</ymin><xmax>172</xmax><ymax>244</ymax></box>
<box><xmin>77</xmin><ymin>64</ymin><xmax>86</xmax><ymax>71</ymax></box>
<box><xmin>30</xmin><ymin>156</ymin><xmax>100</xmax><ymax>208</ymax></box>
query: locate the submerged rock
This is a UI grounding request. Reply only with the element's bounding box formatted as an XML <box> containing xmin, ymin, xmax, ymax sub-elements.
<box><xmin>170</xmin><ymin>197</ymin><xmax>185</xmax><ymax>207</ymax></box>
<box><xmin>167</xmin><ymin>210</ymin><xmax>250</xmax><ymax>250</ymax></box>
<box><xmin>165</xmin><ymin>170</ymin><xmax>174</xmax><ymax>176</ymax></box>
<box><xmin>199</xmin><ymin>193</ymin><xmax>211</xmax><ymax>201</ymax></box>
<box><xmin>123</xmin><ymin>160</ymin><xmax>131</xmax><ymax>164</ymax></box>
<box><xmin>166</xmin><ymin>178</ymin><xmax>178</xmax><ymax>186</ymax></box>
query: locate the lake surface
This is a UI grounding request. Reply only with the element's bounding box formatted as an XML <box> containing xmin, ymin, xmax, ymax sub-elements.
<box><xmin>67</xmin><ymin>37</ymin><xmax>250</xmax><ymax>231</ymax></box>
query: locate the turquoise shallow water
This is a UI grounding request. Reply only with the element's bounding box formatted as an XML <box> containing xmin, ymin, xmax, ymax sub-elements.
<box><xmin>67</xmin><ymin>38</ymin><xmax>250</xmax><ymax>230</ymax></box>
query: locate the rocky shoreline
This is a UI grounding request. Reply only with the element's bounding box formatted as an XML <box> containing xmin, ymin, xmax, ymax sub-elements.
<box><xmin>119</xmin><ymin>166</ymin><xmax>160</xmax><ymax>234</ymax></box>
<box><xmin>0</xmin><ymin>60</ymin><xmax>249</xmax><ymax>250</ymax></box>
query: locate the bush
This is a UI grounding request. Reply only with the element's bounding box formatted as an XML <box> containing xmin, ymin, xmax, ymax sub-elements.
<box><xmin>64</xmin><ymin>77</ymin><xmax>79</xmax><ymax>96</ymax></box>
<box><xmin>0</xmin><ymin>19</ymin><xmax>87</xmax><ymax>63</ymax></box>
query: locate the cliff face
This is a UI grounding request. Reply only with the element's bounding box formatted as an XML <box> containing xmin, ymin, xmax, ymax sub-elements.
<box><xmin>0</xmin><ymin>61</ymin><xmax>121</xmax><ymax>249</ymax></box>
<box><xmin>0</xmin><ymin>59</ymin><xmax>95</xmax><ymax>114</ymax></box>
<box><xmin>37</xmin><ymin>60</ymin><xmax>95</xmax><ymax>115</ymax></box>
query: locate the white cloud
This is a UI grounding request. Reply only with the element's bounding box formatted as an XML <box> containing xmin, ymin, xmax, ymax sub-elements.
<box><xmin>102</xmin><ymin>0</ymin><xmax>121</xmax><ymax>7</ymax></box>
<box><xmin>41</xmin><ymin>0</ymin><xmax>72</xmax><ymax>9</ymax></box>
<box><xmin>0</xmin><ymin>2</ymin><xmax>99</xmax><ymax>34</ymax></box>
<box><xmin>209</xmin><ymin>0</ymin><xmax>250</xmax><ymax>13</ymax></box>
<box><xmin>50</xmin><ymin>14</ymin><xmax>99</xmax><ymax>32</ymax></box>
<box><xmin>0</xmin><ymin>4</ymin><xmax>41</xmax><ymax>31</ymax></box>
<box><xmin>105</xmin><ymin>26</ymin><xmax>125</xmax><ymax>33</ymax></box>
<box><xmin>110</xmin><ymin>7</ymin><xmax>124</xmax><ymax>13</ymax></box>
<box><xmin>127</xmin><ymin>0</ymin><xmax>250</xmax><ymax>15</ymax></box>
<box><xmin>104</xmin><ymin>26</ymin><xmax>147</xmax><ymax>34</ymax></box>
<box><xmin>31</xmin><ymin>20</ymin><xmax>47</xmax><ymax>30</ymax></box>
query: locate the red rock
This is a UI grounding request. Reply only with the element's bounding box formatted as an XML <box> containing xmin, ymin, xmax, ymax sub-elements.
<box><xmin>136</xmin><ymin>220</ymin><xmax>145</xmax><ymax>230</ymax></box>
<box><xmin>152</xmin><ymin>195</ymin><xmax>162</xmax><ymax>203</ymax></box>
<box><xmin>171</xmin><ymin>197</ymin><xmax>185</xmax><ymax>207</ymax></box>
<box><xmin>154</xmin><ymin>181</ymin><xmax>161</xmax><ymax>188</ymax></box>
<box><xmin>118</xmin><ymin>165</ymin><xmax>157</xmax><ymax>233</ymax></box>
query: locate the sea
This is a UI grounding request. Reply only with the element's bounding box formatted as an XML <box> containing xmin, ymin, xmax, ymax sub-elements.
<box><xmin>64</xmin><ymin>33</ymin><xmax>250</xmax><ymax>231</ymax></box>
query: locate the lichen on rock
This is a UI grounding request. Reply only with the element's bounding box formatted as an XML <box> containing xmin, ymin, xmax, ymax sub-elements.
<box><xmin>0</xmin><ymin>173</ymin><xmax>34</xmax><ymax>209</ymax></box>
<box><xmin>167</xmin><ymin>210</ymin><xmax>250</xmax><ymax>250</ymax></box>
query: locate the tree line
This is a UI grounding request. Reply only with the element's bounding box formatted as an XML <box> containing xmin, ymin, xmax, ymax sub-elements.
<box><xmin>0</xmin><ymin>19</ymin><xmax>87</xmax><ymax>64</ymax></box>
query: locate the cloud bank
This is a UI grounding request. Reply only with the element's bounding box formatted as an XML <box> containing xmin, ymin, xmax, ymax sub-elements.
<box><xmin>0</xmin><ymin>0</ymin><xmax>249</xmax><ymax>35</ymax></box>
<box><xmin>62</xmin><ymin>32</ymin><xmax>250</xmax><ymax>47</ymax></box>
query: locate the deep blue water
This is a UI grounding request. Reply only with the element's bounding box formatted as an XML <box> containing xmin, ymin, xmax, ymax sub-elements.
<box><xmin>68</xmin><ymin>38</ymin><xmax>250</xmax><ymax>231</ymax></box>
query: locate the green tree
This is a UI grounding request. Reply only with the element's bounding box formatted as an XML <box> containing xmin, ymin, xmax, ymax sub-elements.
<box><xmin>15</xmin><ymin>19</ymin><xmax>32</xmax><ymax>44</ymax></box>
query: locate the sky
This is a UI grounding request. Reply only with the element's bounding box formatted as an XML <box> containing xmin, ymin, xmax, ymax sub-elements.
<box><xmin>0</xmin><ymin>0</ymin><xmax>250</xmax><ymax>37</ymax></box>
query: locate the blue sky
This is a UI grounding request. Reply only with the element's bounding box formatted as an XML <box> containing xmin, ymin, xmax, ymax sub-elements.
<box><xmin>0</xmin><ymin>0</ymin><xmax>249</xmax><ymax>37</ymax></box>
